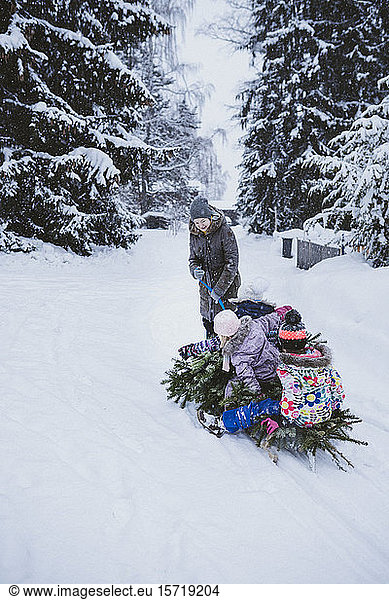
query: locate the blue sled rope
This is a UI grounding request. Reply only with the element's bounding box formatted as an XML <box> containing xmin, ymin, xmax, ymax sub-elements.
<box><xmin>199</xmin><ymin>279</ymin><xmax>226</xmax><ymax>310</ymax></box>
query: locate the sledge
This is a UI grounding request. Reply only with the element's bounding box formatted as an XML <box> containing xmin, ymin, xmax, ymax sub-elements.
<box><xmin>162</xmin><ymin>348</ymin><xmax>367</xmax><ymax>472</ymax></box>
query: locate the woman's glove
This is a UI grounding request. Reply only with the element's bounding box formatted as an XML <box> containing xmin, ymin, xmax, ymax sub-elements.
<box><xmin>210</xmin><ymin>289</ymin><xmax>220</xmax><ymax>302</ymax></box>
<box><xmin>193</xmin><ymin>267</ymin><xmax>205</xmax><ymax>280</ymax></box>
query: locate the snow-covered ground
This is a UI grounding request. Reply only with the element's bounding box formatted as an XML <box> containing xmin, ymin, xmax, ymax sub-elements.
<box><xmin>1</xmin><ymin>226</ymin><xmax>388</xmax><ymax>584</ymax></box>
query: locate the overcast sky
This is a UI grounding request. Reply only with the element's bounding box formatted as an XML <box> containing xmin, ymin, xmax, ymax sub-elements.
<box><xmin>178</xmin><ymin>0</ymin><xmax>252</xmax><ymax>206</ymax></box>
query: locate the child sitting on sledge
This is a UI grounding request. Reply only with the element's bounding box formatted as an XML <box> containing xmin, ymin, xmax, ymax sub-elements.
<box><xmin>229</xmin><ymin>276</ymin><xmax>278</xmax><ymax>319</ymax></box>
<box><xmin>178</xmin><ymin>277</ymin><xmax>290</xmax><ymax>360</ymax></box>
<box><xmin>197</xmin><ymin>309</ymin><xmax>345</xmax><ymax>437</ymax></box>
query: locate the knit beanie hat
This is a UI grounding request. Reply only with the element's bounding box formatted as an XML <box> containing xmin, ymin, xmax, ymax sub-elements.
<box><xmin>214</xmin><ymin>310</ymin><xmax>240</xmax><ymax>337</ymax></box>
<box><xmin>278</xmin><ymin>309</ymin><xmax>307</xmax><ymax>348</ymax></box>
<box><xmin>236</xmin><ymin>277</ymin><xmax>275</xmax><ymax>304</ymax></box>
<box><xmin>190</xmin><ymin>196</ymin><xmax>213</xmax><ymax>220</ymax></box>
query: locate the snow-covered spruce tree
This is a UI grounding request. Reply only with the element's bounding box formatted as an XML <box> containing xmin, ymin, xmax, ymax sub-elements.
<box><xmin>143</xmin><ymin>91</ymin><xmax>227</xmax><ymax>223</ymax></box>
<box><xmin>236</xmin><ymin>0</ymin><xmax>389</xmax><ymax>234</ymax></box>
<box><xmin>0</xmin><ymin>0</ymin><xmax>171</xmax><ymax>254</ymax></box>
<box><xmin>305</xmin><ymin>82</ymin><xmax>389</xmax><ymax>267</ymax></box>
<box><xmin>140</xmin><ymin>88</ymin><xmax>205</xmax><ymax>218</ymax></box>
<box><xmin>132</xmin><ymin>0</ymin><xmax>226</xmax><ymax>227</ymax></box>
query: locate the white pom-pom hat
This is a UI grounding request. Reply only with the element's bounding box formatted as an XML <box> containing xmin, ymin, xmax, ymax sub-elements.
<box><xmin>237</xmin><ymin>277</ymin><xmax>270</xmax><ymax>301</ymax></box>
<box><xmin>214</xmin><ymin>310</ymin><xmax>240</xmax><ymax>337</ymax></box>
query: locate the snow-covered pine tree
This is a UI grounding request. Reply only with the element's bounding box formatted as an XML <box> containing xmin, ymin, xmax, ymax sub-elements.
<box><xmin>132</xmin><ymin>0</ymin><xmax>226</xmax><ymax>228</ymax></box>
<box><xmin>141</xmin><ymin>88</ymin><xmax>202</xmax><ymax>218</ymax></box>
<box><xmin>305</xmin><ymin>78</ymin><xmax>389</xmax><ymax>267</ymax></box>
<box><xmin>0</xmin><ymin>0</ymin><xmax>172</xmax><ymax>254</ymax></box>
<box><xmin>236</xmin><ymin>0</ymin><xmax>389</xmax><ymax>234</ymax></box>
<box><xmin>144</xmin><ymin>92</ymin><xmax>227</xmax><ymax>220</ymax></box>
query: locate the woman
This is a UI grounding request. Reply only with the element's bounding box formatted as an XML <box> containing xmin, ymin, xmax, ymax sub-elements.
<box><xmin>188</xmin><ymin>196</ymin><xmax>240</xmax><ymax>337</ymax></box>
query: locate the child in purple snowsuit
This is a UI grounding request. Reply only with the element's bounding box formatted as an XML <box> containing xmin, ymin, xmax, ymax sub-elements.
<box><xmin>216</xmin><ymin>309</ymin><xmax>282</xmax><ymax>396</ymax></box>
<box><xmin>196</xmin><ymin>309</ymin><xmax>283</xmax><ymax>436</ymax></box>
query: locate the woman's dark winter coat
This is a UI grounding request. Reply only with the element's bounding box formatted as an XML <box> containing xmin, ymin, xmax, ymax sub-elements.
<box><xmin>189</xmin><ymin>207</ymin><xmax>240</xmax><ymax>322</ymax></box>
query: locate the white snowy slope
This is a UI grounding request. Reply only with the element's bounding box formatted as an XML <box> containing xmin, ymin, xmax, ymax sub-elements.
<box><xmin>0</xmin><ymin>227</ymin><xmax>388</xmax><ymax>584</ymax></box>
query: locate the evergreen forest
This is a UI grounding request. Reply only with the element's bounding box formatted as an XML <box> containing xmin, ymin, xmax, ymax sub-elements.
<box><xmin>1</xmin><ymin>0</ymin><xmax>388</xmax><ymax>266</ymax></box>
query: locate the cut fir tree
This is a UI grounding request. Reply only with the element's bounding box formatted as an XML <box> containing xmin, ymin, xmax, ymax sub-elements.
<box><xmin>162</xmin><ymin>351</ymin><xmax>231</xmax><ymax>415</ymax></box>
<box><xmin>162</xmin><ymin>349</ymin><xmax>367</xmax><ymax>471</ymax></box>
